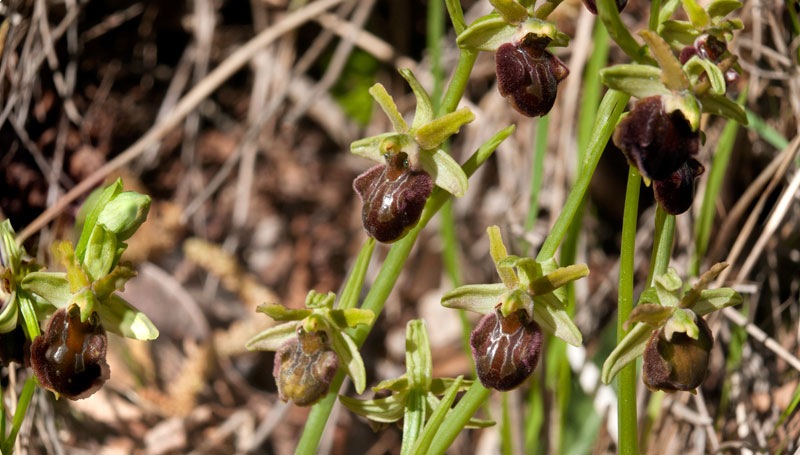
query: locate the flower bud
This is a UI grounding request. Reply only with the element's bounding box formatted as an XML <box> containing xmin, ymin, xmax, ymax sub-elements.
<box><xmin>97</xmin><ymin>191</ymin><xmax>151</xmax><ymax>241</ymax></box>
<box><xmin>496</xmin><ymin>35</ymin><xmax>569</xmax><ymax>118</ymax></box>
<box><xmin>642</xmin><ymin>315</ymin><xmax>713</xmax><ymax>392</ymax></box>
<box><xmin>613</xmin><ymin>96</ymin><xmax>700</xmax><ymax>181</ymax></box>
<box><xmin>653</xmin><ymin>158</ymin><xmax>705</xmax><ymax>215</ymax></box>
<box><xmin>353</xmin><ymin>152</ymin><xmax>433</xmax><ymax>243</ymax></box>
<box><xmin>581</xmin><ymin>0</ymin><xmax>628</xmax><ymax>14</ymax></box>
<box><xmin>273</xmin><ymin>327</ymin><xmax>339</xmax><ymax>406</ymax></box>
<box><xmin>470</xmin><ymin>309</ymin><xmax>543</xmax><ymax>391</ymax></box>
<box><xmin>30</xmin><ymin>305</ymin><xmax>110</xmax><ymax>400</ymax></box>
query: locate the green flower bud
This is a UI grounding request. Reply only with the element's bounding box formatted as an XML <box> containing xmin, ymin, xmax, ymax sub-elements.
<box><xmin>97</xmin><ymin>191</ymin><xmax>151</xmax><ymax>241</ymax></box>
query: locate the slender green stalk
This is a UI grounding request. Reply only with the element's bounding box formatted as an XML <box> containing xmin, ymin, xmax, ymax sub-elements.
<box><xmin>617</xmin><ymin>166</ymin><xmax>641</xmax><ymax>455</ymax></box>
<box><xmin>427</xmin><ymin>0</ymin><xmax>445</xmax><ymax>112</ymax></box>
<box><xmin>1</xmin><ymin>377</ymin><xmax>36</xmax><ymax>455</ymax></box>
<box><xmin>596</xmin><ymin>0</ymin><xmax>652</xmax><ymax>64</ymax></box>
<box><xmin>537</xmin><ymin>89</ymin><xmax>630</xmax><ymax>261</ymax></box>
<box><xmin>500</xmin><ymin>393</ymin><xmax>513</xmax><ymax>455</ymax></box>
<box><xmin>648</xmin><ymin>0</ymin><xmax>662</xmax><ymax>31</ymax></box>
<box><xmin>523</xmin><ymin>115</ymin><xmax>549</xmax><ymax>255</ymax></box>
<box><xmin>428</xmin><ymin>383</ymin><xmax>492</xmax><ymax>455</ymax></box>
<box><xmin>338</xmin><ymin>238</ymin><xmax>376</xmax><ymax>310</ymax></box>
<box><xmin>647</xmin><ymin>205</ymin><xmax>674</xmax><ymax>283</ymax></box>
<box><xmin>524</xmin><ymin>375</ymin><xmax>545</xmax><ymax>453</ymax></box>
<box><xmin>401</xmin><ymin>390</ymin><xmax>426</xmax><ymax>455</ymax></box>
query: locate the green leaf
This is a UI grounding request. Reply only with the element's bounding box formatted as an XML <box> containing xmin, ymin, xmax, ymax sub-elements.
<box><xmin>699</xmin><ymin>93</ymin><xmax>748</xmax><ymax>124</ymax></box>
<box><xmin>21</xmin><ymin>271</ymin><xmax>71</xmax><ymax>308</ymax></box>
<box><xmin>339</xmin><ymin>393</ymin><xmax>408</xmax><ymax>423</ymax></box>
<box><xmin>328</xmin><ymin>308</ymin><xmax>375</xmax><ymax>329</ymax></box>
<box><xmin>414</xmin><ymin>108</ymin><xmax>474</xmax><ymax>151</ymax></box>
<box><xmin>600</xmin><ymin>64</ymin><xmax>671</xmax><ymax>99</ymax></box>
<box><xmin>331</xmin><ymin>329</ymin><xmax>368</xmax><ymax>394</ymax></box>
<box><xmin>75</xmin><ymin>179</ymin><xmax>122</xmax><ymax>263</ymax></box>
<box><xmin>245</xmin><ymin>321</ymin><xmax>298</xmax><ymax>351</ymax></box>
<box><xmin>406</xmin><ymin>320</ymin><xmax>432</xmax><ymax>390</ymax></box>
<box><xmin>351</xmin><ymin>132</ymin><xmax>402</xmax><ymax>163</ymax></box>
<box><xmin>418</xmin><ymin>148</ymin><xmax>469</xmax><ymax>197</ymax></box>
<box><xmin>440</xmin><ymin>283</ymin><xmax>506</xmax><ymax>313</ymax></box>
<box><xmin>640</xmin><ymin>30</ymin><xmax>690</xmax><ymax>91</ymax></box>
<box><xmin>456</xmin><ymin>13</ymin><xmax>518</xmax><ymax>52</ymax></box>
<box><xmin>692</xmin><ymin>288</ymin><xmax>743</xmax><ymax>316</ymax></box>
<box><xmin>624</xmin><ymin>303</ymin><xmax>674</xmax><ymax>330</ymax></box>
<box><xmin>255</xmin><ymin>303</ymin><xmax>312</xmax><ymax>321</ymax></box>
<box><xmin>601</xmin><ymin>322</ymin><xmax>653</xmax><ymax>384</ymax></box>
<box><xmin>399</xmin><ymin>69</ymin><xmax>434</xmax><ymax>130</ymax></box>
<box><xmin>684</xmin><ymin>55</ymin><xmax>727</xmax><ymax>95</ymax></box>
<box><xmin>532</xmin><ymin>293</ymin><xmax>582</xmax><ymax>346</ymax></box>
<box><xmin>412</xmin><ymin>376</ymin><xmax>464</xmax><ymax>455</ymax></box>
<box><xmin>100</xmin><ymin>294</ymin><xmax>159</xmax><ymax>340</ymax></box>
<box><xmin>369</xmin><ymin>83</ymin><xmax>408</xmax><ymax>133</ymax></box>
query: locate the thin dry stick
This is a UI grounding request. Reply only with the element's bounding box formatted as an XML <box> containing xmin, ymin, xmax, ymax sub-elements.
<box><xmin>16</xmin><ymin>0</ymin><xmax>345</xmax><ymax>244</ymax></box>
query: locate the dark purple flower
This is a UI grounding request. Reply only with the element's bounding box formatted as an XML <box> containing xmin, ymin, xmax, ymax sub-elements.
<box><xmin>273</xmin><ymin>328</ymin><xmax>339</xmax><ymax>406</ymax></box>
<box><xmin>582</xmin><ymin>0</ymin><xmax>628</xmax><ymax>14</ymax></box>
<box><xmin>470</xmin><ymin>309</ymin><xmax>543</xmax><ymax>391</ymax></box>
<box><xmin>613</xmin><ymin>96</ymin><xmax>700</xmax><ymax>181</ymax></box>
<box><xmin>643</xmin><ymin>316</ymin><xmax>714</xmax><ymax>393</ymax></box>
<box><xmin>353</xmin><ymin>152</ymin><xmax>433</xmax><ymax>243</ymax></box>
<box><xmin>30</xmin><ymin>306</ymin><xmax>110</xmax><ymax>400</ymax></box>
<box><xmin>653</xmin><ymin>158</ymin><xmax>705</xmax><ymax>215</ymax></box>
<box><xmin>496</xmin><ymin>35</ymin><xmax>569</xmax><ymax>118</ymax></box>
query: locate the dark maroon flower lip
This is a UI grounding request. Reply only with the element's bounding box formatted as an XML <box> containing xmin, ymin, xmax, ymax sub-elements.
<box><xmin>274</xmin><ymin>328</ymin><xmax>339</xmax><ymax>406</ymax></box>
<box><xmin>353</xmin><ymin>152</ymin><xmax>434</xmax><ymax>243</ymax></box>
<box><xmin>30</xmin><ymin>306</ymin><xmax>110</xmax><ymax>400</ymax></box>
<box><xmin>495</xmin><ymin>35</ymin><xmax>569</xmax><ymax>118</ymax></box>
<box><xmin>653</xmin><ymin>158</ymin><xmax>705</xmax><ymax>215</ymax></box>
<box><xmin>470</xmin><ymin>309</ymin><xmax>543</xmax><ymax>391</ymax></box>
<box><xmin>642</xmin><ymin>316</ymin><xmax>714</xmax><ymax>393</ymax></box>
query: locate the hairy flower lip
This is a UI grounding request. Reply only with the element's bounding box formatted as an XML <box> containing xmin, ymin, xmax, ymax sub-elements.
<box><xmin>643</xmin><ymin>316</ymin><xmax>713</xmax><ymax>393</ymax></box>
<box><xmin>274</xmin><ymin>328</ymin><xmax>339</xmax><ymax>407</ymax></box>
<box><xmin>653</xmin><ymin>158</ymin><xmax>705</xmax><ymax>215</ymax></box>
<box><xmin>30</xmin><ymin>306</ymin><xmax>110</xmax><ymax>400</ymax></box>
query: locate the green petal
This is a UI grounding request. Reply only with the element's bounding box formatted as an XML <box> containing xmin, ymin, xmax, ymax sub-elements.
<box><xmin>529</xmin><ymin>264</ymin><xmax>589</xmax><ymax>296</ymax></box>
<box><xmin>639</xmin><ymin>30</ymin><xmax>689</xmax><ymax>92</ymax></box>
<box><xmin>487</xmin><ymin>226</ymin><xmax>519</xmax><ymax>289</ymax></box>
<box><xmin>369</xmin><ymin>83</ymin><xmax>408</xmax><ymax>133</ymax></box>
<box><xmin>684</xmin><ymin>55</ymin><xmax>727</xmax><ymax>95</ymax></box>
<box><xmin>338</xmin><ymin>393</ymin><xmax>408</xmax><ymax>423</ymax></box>
<box><xmin>245</xmin><ymin>321</ymin><xmax>298</xmax><ymax>351</ymax></box>
<box><xmin>329</xmin><ymin>308</ymin><xmax>375</xmax><ymax>329</ymax></box>
<box><xmin>600</xmin><ymin>64</ymin><xmax>671</xmax><ymax>100</ymax></box>
<box><xmin>93</xmin><ymin>265</ymin><xmax>137</xmax><ymax>302</ymax></box>
<box><xmin>419</xmin><ymin>148</ymin><xmax>469</xmax><ymax>197</ymax></box>
<box><xmin>601</xmin><ymin>322</ymin><xmax>653</xmax><ymax>384</ymax></box>
<box><xmin>659</xmin><ymin>20</ymin><xmax>701</xmax><ymax>47</ymax></box>
<box><xmin>406</xmin><ymin>320</ymin><xmax>432</xmax><ymax>390</ymax></box>
<box><xmin>624</xmin><ymin>303</ymin><xmax>674</xmax><ymax>330</ymax></box>
<box><xmin>21</xmin><ymin>272</ymin><xmax>71</xmax><ymax>308</ymax></box>
<box><xmin>414</xmin><ymin>108</ymin><xmax>474</xmax><ymax>151</ymax></box>
<box><xmin>101</xmin><ymin>294</ymin><xmax>159</xmax><ymax>340</ymax></box>
<box><xmin>456</xmin><ymin>13</ymin><xmax>518</xmax><ymax>52</ymax></box>
<box><xmin>331</xmin><ymin>329</ymin><xmax>368</xmax><ymax>394</ymax></box>
<box><xmin>692</xmin><ymin>288</ymin><xmax>743</xmax><ymax>316</ymax></box>
<box><xmin>440</xmin><ymin>283</ymin><xmax>506</xmax><ymax>313</ymax></box>
<box><xmin>255</xmin><ymin>303</ymin><xmax>311</xmax><ymax>321</ymax></box>
<box><xmin>532</xmin><ymin>293</ymin><xmax>582</xmax><ymax>346</ymax></box>
<box><xmin>699</xmin><ymin>94</ymin><xmax>748</xmax><ymax>125</ymax></box>
<box><xmin>399</xmin><ymin>69</ymin><xmax>434</xmax><ymax>130</ymax></box>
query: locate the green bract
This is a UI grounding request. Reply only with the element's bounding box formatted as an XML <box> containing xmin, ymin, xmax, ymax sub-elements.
<box><xmin>350</xmin><ymin>69</ymin><xmax>471</xmax><ymax>198</ymax></box>
<box><xmin>441</xmin><ymin>225</ymin><xmax>586</xmax><ymax>347</ymax></box>
<box><xmin>246</xmin><ymin>290</ymin><xmax>375</xmax><ymax>395</ymax></box>
<box><xmin>339</xmin><ymin>320</ymin><xmax>492</xmax><ymax>453</ymax></box>
<box><xmin>601</xmin><ymin>263</ymin><xmax>742</xmax><ymax>385</ymax></box>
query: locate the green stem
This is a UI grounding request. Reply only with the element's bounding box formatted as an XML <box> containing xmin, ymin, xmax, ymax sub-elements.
<box><xmin>428</xmin><ymin>383</ymin><xmax>492</xmax><ymax>455</ymax></box>
<box><xmin>401</xmin><ymin>389</ymin><xmax>426</xmax><ymax>455</ymax></box>
<box><xmin>648</xmin><ymin>0</ymin><xmax>662</xmax><ymax>31</ymax></box>
<box><xmin>617</xmin><ymin>166</ymin><xmax>641</xmax><ymax>455</ymax></box>
<box><xmin>1</xmin><ymin>377</ymin><xmax>36</xmax><ymax>455</ymax></box>
<box><xmin>523</xmin><ymin>115</ymin><xmax>549</xmax><ymax>255</ymax></box>
<box><xmin>647</xmin><ymin>205</ymin><xmax>675</xmax><ymax>284</ymax></box>
<box><xmin>536</xmin><ymin>89</ymin><xmax>630</xmax><ymax>261</ymax></box>
<box><xmin>596</xmin><ymin>0</ymin><xmax>653</xmax><ymax>64</ymax></box>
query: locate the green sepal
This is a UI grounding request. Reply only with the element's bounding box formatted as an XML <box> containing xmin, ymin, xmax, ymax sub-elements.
<box><xmin>419</xmin><ymin>148</ymin><xmax>469</xmax><ymax>197</ymax></box>
<box><xmin>532</xmin><ymin>292</ymin><xmax>582</xmax><ymax>346</ymax></box>
<box><xmin>681</xmin><ymin>262</ymin><xmax>728</xmax><ymax>308</ymax></box>
<box><xmin>21</xmin><ymin>271</ymin><xmax>71</xmax><ymax>308</ymax></box>
<box><xmin>305</xmin><ymin>290</ymin><xmax>336</xmax><ymax>309</ymax></box>
<box><xmin>530</xmin><ymin>263</ymin><xmax>590</xmax><ymax>296</ymax></box>
<box><xmin>652</xmin><ymin>268</ymin><xmax>684</xmax><ymax>307</ymax></box>
<box><xmin>0</xmin><ymin>289</ymin><xmax>18</xmax><ymax>333</ymax></box>
<box><xmin>640</xmin><ymin>30</ymin><xmax>690</xmax><ymax>92</ymax></box>
<box><xmin>489</xmin><ymin>0</ymin><xmax>528</xmax><ymax>24</ymax></box>
<box><xmin>330</xmin><ymin>327</ymin><xmax>368</xmax><ymax>394</ymax></box>
<box><xmin>600</xmin><ymin>64</ymin><xmax>671</xmax><ymax>100</ymax></box>
<box><xmin>708</xmin><ymin>0</ymin><xmax>743</xmax><ymax>19</ymax></box>
<box><xmin>487</xmin><ymin>225</ymin><xmax>518</xmax><ymax>289</ymax></box>
<box><xmin>255</xmin><ymin>303</ymin><xmax>312</xmax><ymax>321</ymax></box>
<box><xmin>399</xmin><ymin>69</ymin><xmax>434</xmax><ymax>130</ymax></box>
<box><xmin>368</xmin><ymin>83</ymin><xmax>408</xmax><ymax>134</ymax></box>
<box><xmin>682</xmin><ymin>0</ymin><xmax>711</xmax><ymax>28</ymax></box>
<box><xmin>692</xmin><ymin>288</ymin><xmax>742</xmax><ymax>316</ymax></box>
<box><xmin>351</xmin><ymin>132</ymin><xmax>404</xmax><ymax>163</ymax></box>
<box><xmin>440</xmin><ymin>283</ymin><xmax>506</xmax><ymax>314</ymax></box>
<box><xmin>456</xmin><ymin>13</ymin><xmax>518</xmax><ymax>52</ymax></box>
<box><xmin>328</xmin><ymin>308</ymin><xmax>375</xmax><ymax>329</ymax></box>
<box><xmin>664</xmin><ymin>307</ymin><xmax>699</xmax><ymax>341</ymax></box>
<box><xmin>624</xmin><ymin>303</ymin><xmax>674</xmax><ymax>330</ymax></box>
<box><xmin>339</xmin><ymin>392</ymin><xmax>408</xmax><ymax>423</ymax></box>
<box><xmin>414</xmin><ymin>108</ymin><xmax>474</xmax><ymax>151</ymax></box>
<box><xmin>245</xmin><ymin>321</ymin><xmax>299</xmax><ymax>351</ymax></box>
<box><xmin>75</xmin><ymin>179</ymin><xmax>123</xmax><ymax>263</ymax></box>
<box><xmin>100</xmin><ymin>294</ymin><xmax>159</xmax><ymax>340</ymax></box>
<box><xmin>659</xmin><ymin>20</ymin><xmax>701</xmax><ymax>47</ymax></box>
<box><xmin>406</xmin><ymin>320</ymin><xmax>432</xmax><ymax>390</ymax></box>
<box><xmin>601</xmin><ymin>321</ymin><xmax>653</xmax><ymax>384</ymax></box>
<box><xmin>699</xmin><ymin>93</ymin><xmax>748</xmax><ymax>125</ymax></box>
<box><xmin>684</xmin><ymin>55</ymin><xmax>727</xmax><ymax>95</ymax></box>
